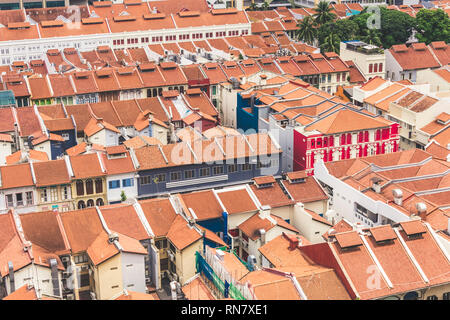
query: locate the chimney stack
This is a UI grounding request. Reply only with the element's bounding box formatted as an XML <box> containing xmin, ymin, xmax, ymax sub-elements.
<box><xmin>392</xmin><ymin>189</ymin><xmax>403</xmax><ymax>206</ymax></box>
<box><xmin>371</xmin><ymin>177</ymin><xmax>382</xmax><ymax>193</ymax></box>
<box><xmin>258</xmin><ymin>205</ymin><xmax>271</xmax><ymax>220</ymax></box>
<box><xmin>416</xmin><ymin>202</ymin><xmax>427</xmax><ymax>221</ymax></box>
<box><xmin>287</xmin><ymin>235</ymin><xmax>299</xmax><ymax>251</ymax></box>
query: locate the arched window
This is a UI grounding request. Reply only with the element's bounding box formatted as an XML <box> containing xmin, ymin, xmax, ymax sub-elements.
<box><xmin>87</xmin><ymin>199</ymin><xmax>95</xmax><ymax>207</ymax></box>
<box><xmin>96</xmin><ymin>198</ymin><xmax>104</xmax><ymax>206</ymax></box>
<box><xmin>95</xmin><ymin>179</ymin><xmax>103</xmax><ymax>194</ymax></box>
<box><xmin>86</xmin><ymin>179</ymin><xmax>94</xmax><ymax>195</ymax></box>
<box><xmin>403</xmin><ymin>291</ymin><xmax>419</xmax><ymax>300</ymax></box>
<box><xmin>77</xmin><ymin>200</ymin><xmax>86</xmax><ymax>209</ymax></box>
<box><xmin>76</xmin><ymin>180</ymin><xmax>84</xmax><ymax>196</ymax></box>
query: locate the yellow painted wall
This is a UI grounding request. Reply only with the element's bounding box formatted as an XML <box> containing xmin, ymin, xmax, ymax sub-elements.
<box><xmin>93</xmin><ymin>253</ymin><xmax>123</xmax><ymax>300</ymax></box>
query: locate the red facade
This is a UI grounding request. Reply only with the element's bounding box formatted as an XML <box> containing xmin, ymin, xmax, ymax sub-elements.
<box><xmin>293</xmin><ymin>123</ymin><xmax>401</xmax><ymax>172</ymax></box>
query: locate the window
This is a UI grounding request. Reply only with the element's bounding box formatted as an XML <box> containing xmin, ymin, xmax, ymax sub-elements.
<box><xmin>122</xmin><ymin>178</ymin><xmax>134</xmax><ymax>187</ymax></box>
<box><xmin>199</xmin><ymin>167</ymin><xmax>210</xmax><ymax>177</ymax></box>
<box><xmin>6</xmin><ymin>194</ymin><xmax>13</xmax><ymax>207</ymax></box>
<box><xmin>154</xmin><ymin>174</ymin><xmax>166</xmax><ymax>183</ymax></box>
<box><xmin>139</xmin><ymin>176</ymin><xmax>151</xmax><ymax>185</ymax></box>
<box><xmin>228</xmin><ymin>164</ymin><xmax>238</xmax><ymax>173</ymax></box>
<box><xmin>15</xmin><ymin>193</ymin><xmax>23</xmax><ymax>206</ymax></box>
<box><xmin>62</xmin><ymin>133</ymin><xmax>70</xmax><ymax>141</ymax></box>
<box><xmin>160</xmin><ymin>258</ymin><xmax>168</xmax><ymax>270</ymax></box>
<box><xmin>184</xmin><ymin>170</ymin><xmax>195</xmax><ymax>179</ymax></box>
<box><xmin>369</xmin><ymin>64</ymin><xmax>373</xmax><ymax>73</ymax></box>
<box><xmin>170</xmin><ymin>172</ymin><xmax>181</xmax><ymax>181</ymax></box>
<box><xmin>87</xmin><ymin>199</ymin><xmax>95</xmax><ymax>207</ymax></box>
<box><xmin>155</xmin><ymin>239</ymin><xmax>167</xmax><ymax>249</ymax></box>
<box><xmin>26</xmin><ymin>191</ymin><xmax>33</xmax><ymax>205</ymax></box>
<box><xmin>109</xmin><ymin>180</ymin><xmax>120</xmax><ymax>189</ymax></box>
<box><xmin>95</xmin><ymin>179</ymin><xmax>103</xmax><ymax>193</ymax></box>
<box><xmin>86</xmin><ymin>179</ymin><xmax>94</xmax><ymax>195</ymax></box>
<box><xmin>96</xmin><ymin>198</ymin><xmax>104</xmax><ymax>206</ymax></box>
<box><xmin>77</xmin><ymin>200</ymin><xmax>85</xmax><ymax>209</ymax></box>
<box><xmin>213</xmin><ymin>166</ymin><xmax>223</xmax><ymax>175</ymax></box>
<box><xmin>76</xmin><ymin>180</ymin><xmax>84</xmax><ymax>196</ymax></box>
<box><xmin>443</xmin><ymin>292</ymin><xmax>450</xmax><ymax>300</ymax></box>
<box><xmin>378</xmin><ymin>63</ymin><xmax>383</xmax><ymax>72</ymax></box>
<box><xmin>74</xmin><ymin>253</ymin><xmax>88</xmax><ymax>264</ymax></box>
<box><xmin>427</xmin><ymin>295</ymin><xmax>438</xmax><ymax>300</ymax></box>
<box><xmin>40</xmin><ymin>188</ymin><xmax>48</xmax><ymax>203</ymax></box>
<box><xmin>241</xmin><ymin>163</ymin><xmax>252</xmax><ymax>171</ymax></box>
<box><xmin>50</xmin><ymin>187</ymin><xmax>58</xmax><ymax>202</ymax></box>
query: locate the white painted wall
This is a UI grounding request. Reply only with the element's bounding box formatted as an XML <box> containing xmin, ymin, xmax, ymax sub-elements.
<box><xmin>291</xmin><ymin>203</ymin><xmax>331</xmax><ymax>244</ymax></box>
<box><xmin>4</xmin><ymin>264</ymin><xmax>62</xmax><ymax>299</ymax></box>
<box><xmin>106</xmin><ymin>173</ymin><xmax>138</xmax><ymax>203</ymax></box>
<box><xmin>314</xmin><ymin>160</ymin><xmax>414</xmax><ymax>228</ymax></box>
<box><xmin>0</xmin><ymin>186</ymin><xmax>38</xmax><ymax>214</ymax></box>
<box><xmin>0</xmin><ymin>142</ymin><xmax>13</xmax><ymax>165</ymax></box>
<box><xmin>121</xmin><ymin>252</ymin><xmax>146</xmax><ymax>294</ymax></box>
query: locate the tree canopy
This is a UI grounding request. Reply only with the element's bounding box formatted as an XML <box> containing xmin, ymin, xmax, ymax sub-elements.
<box><xmin>414</xmin><ymin>9</ymin><xmax>450</xmax><ymax>44</ymax></box>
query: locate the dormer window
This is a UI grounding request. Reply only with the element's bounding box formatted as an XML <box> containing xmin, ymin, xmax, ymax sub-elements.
<box><xmin>290</xmin><ymin>177</ymin><xmax>305</xmax><ymax>184</ymax></box>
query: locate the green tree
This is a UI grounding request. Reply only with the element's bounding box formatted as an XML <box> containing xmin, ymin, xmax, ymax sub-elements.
<box><xmin>379</xmin><ymin>7</ymin><xmax>415</xmax><ymax>48</ymax></box>
<box><xmin>316</xmin><ymin>19</ymin><xmax>359</xmax><ymax>45</ymax></box>
<box><xmin>313</xmin><ymin>1</ymin><xmax>337</xmax><ymax>26</ymax></box>
<box><xmin>349</xmin><ymin>7</ymin><xmax>415</xmax><ymax>48</ymax></box>
<box><xmin>296</xmin><ymin>16</ymin><xmax>317</xmax><ymax>45</ymax></box>
<box><xmin>415</xmin><ymin>9</ymin><xmax>450</xmax><ymax>44</ymax></box>
<box><xmin>362</xmin><ymin>28</ymin><xmax>382</xmax><ymax>47</ymax></box>
<box><xmin>120</xmin><ymin>190</ymin><xmax>127</xmax><ymax>202</ymax></box>
<box><xmin>320</xmin><ymin>32</ymin><xmax>341</xmax><ymax>54</ymax></box>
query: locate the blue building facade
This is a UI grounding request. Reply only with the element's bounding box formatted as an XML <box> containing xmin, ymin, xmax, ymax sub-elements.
<box><xmin>236</xmin><ymin>93</ymin><xmax>261</xmax><ymax>132</ymax></box>
<box><xmin>136</xmin><ymin>154</ymin><xmax>282</xmax><ymax>198</ymax></box>
<box><xmin>48</xmin><ymin>128</ymin><xmax>77</xmax><ymax>159</ymax></box>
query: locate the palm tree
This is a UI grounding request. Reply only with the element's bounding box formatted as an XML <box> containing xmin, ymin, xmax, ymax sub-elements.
<box><xmin>313</xmin><ymin>1</ymin><xmax>337</xmax><ymax>26</ymax></box>
<box><xmin>320</xmin><ymin>32</ymin><xmax>341</xmax><ymax>53</ymax></box>
<box><xmin>296</xmin><ymin>17</ymin><xmax>317</xmax><ymax>45</ymax></box>
<box><xmin>362</xmin><ymin>29</ymin><xmax>382</xmax><ymax>47</ymax></box>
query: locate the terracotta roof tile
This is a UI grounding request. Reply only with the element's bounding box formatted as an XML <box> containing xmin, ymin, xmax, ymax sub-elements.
<box><xmin>69</xmin><ymin>153</ymin><xmax>105</xmax><ymax>179</ymax></box>
<box><xmin>33</xmin><ymin>159</ymin><xmax>70</xmax><ymax>187</ymax></box>
<box><xmin>3</xmin><ymin>284</ymin><xmax>38</xmax><ymax>300</ymax></box>
<box><xmin>167</xmin><ymin>215</ymin><xmax>202</xmax><ymax>250</ymax></box>
<box><xmin>217</xmin><ymin>188</ymin><xmax>258</xmax><ymax>215</ymax></box>
<box><xmin>139</xmin><ymin>198</ymin><xmax>177</xmax><ymax>237</ymax></box>
<box><xmin>0</xmin><ymin>163</ymin><xmax>34</xmax><ymax>189</ymax></box>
